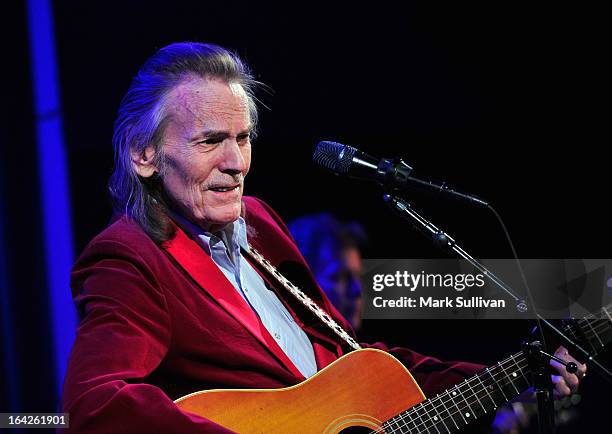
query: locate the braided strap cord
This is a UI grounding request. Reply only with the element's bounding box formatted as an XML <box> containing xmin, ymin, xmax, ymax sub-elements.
<box><xmin>246</xmin><ymin>245</ymin><xmax>362</xmax><ymax>351</ymax></box>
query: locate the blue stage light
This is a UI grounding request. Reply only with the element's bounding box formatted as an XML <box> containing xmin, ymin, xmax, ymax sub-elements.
<box><xmin>27</xmin><ymin>0</ymin><xmax>77</xmax><ymax>398</ymax></box>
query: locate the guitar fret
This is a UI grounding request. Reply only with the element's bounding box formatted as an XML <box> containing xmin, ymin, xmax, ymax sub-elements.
<box><xmin>423</xmin><ymin>406</ymin><xmax>440</xmax><ymax>434</ymax></box>
<box><xmin>576</xmin><ymin>307</ymin><xmax>612</xmax><ymax>354</ymax></box>
<box><xmin>437</xmin><ymin>392</ymin><xmax>460</xmax><ymax>431</ymax></box>
<box><xmin>475</xmin><ymin>373</ymin><xmax>497</xmax><ymax>410</ymax></box>
<box><xmin>448</xmin><ymin>388</ymin><xmax>468</xmax><ymax>426</ymax></box>
<box><xmin>509</xmin><ymin>353</ymin><xmax>530</xmax><ymax>390</ymax></box>
<box><xmin>410</xmin><ymin>406</ymin><xmax>426</xmax><ymax>433</ymax></box>
<box><xmin>599</xmin><ymin>316</ymin><xmax>612</xmax><ymax>329</ymax></box>
<box><xmin>427</xmin><ymin>402</ymin><xmax>443</xmax><ymax>434</ymax></box>
<box><xmin>486</xmin><ymin>367</ymin><xmax>509</xmax><ymax>403</ymax></box>
<box><xmin>415</xmin><ymin>405</ymin><xmax>437</xmax><ymax>434</ymax></box>
<box><xmin>585</xmin><ymin>319</ymin><xmax>605</xmax><ymax>348</ymax></box>
<box><xmin>563</xmin><ymin>302</ymin><xmax>612</xmax><ymax>358</ymax></box>
<box><xmin>463</xmin><ymin>377</ymin><xmax>487</xmax><ymax>415</ymax></box>
<box><xmin>380</xmin><ymin>351</ymin><xmax>541</xmax><ymax>434</ymax></box>
<box><xmin>604</xmin><ymin>306</ymin><xmax>612</xmax><ymax>324</ymax></box>
<box><xmin>565</xmin><ymin>321</ymin><xmax>580</xmax><ymax>345</ymax></box>
<box><xmin>383</xmin><ymin>418</ymin><xmax>400</xmax><ymax>433</ymax></box>
<box><xmin>424</xmin><ymin>398</ymin><xmax>447</xmax><ymax>433</ymax></box>
<box><xmin>385</xmin><ymin>415</ymin><xmax>408</xmax><ymax>433</ymax></box>
<box><xmin>404</xmin><ymin>408</ymin><xmax>419</xmax><ymax>433</ymax></box>
<box><xmin>455</xmin><ymin>382</ymin><xmax>479</xmax><ymax>421</ymax></box>
<box><xmin>401</xmin><ymin>419</ymin><xmax>415</xmax><ymax>434</ymax></box>
<box><xmin>594</xmin><ymin>318</ymin><xmax>612</xmax><ymax>342</ymax></box>
<box><xmin>583</xmin><ymin>326</ymin><xmax>600</xmax><ymax>353</ymax></box>
<box><xmin>497</xmin><ymin>361</ymin><xmax>521</xmax><ymax>396</ymax></box>
<box><xmin>429</xmin><ymin>394</ymin><xmax>455</xmax><ymax>433</ymax></box>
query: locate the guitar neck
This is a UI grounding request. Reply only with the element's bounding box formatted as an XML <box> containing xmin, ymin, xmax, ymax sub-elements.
<box><xmin>381</xmin><ymin>351</ymin><xmax>531</xmax><ymax>433</ymax></box>
<box><xmin>564</xmin><ymin>303</ymin><xmax>612</xmax><ymax>356</ymax></box>
<box><xmin>381</xmin><ymin>303</ymin><xmax>612</xmax><ymax>434</ymax></box>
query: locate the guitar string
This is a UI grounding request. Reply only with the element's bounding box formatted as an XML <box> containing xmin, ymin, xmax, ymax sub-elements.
<box><xmin>387</xmin><ymin>359</ymin><xmax>530</xmax><ymax>434</ymax></box>
<box><xmin>372</xmin><ymin>356</ymin><xmax>531</xmax><ymax>434</ymax></box>
<box><xmin>392</xmin><ymin>354</ymin><xmax>530</xmax><ymax>434</ymax></box>
<box><xmin>583</xmin><ymin>320</ymin><xmax>605</xmax><ymax>347</ymax></box>
<box><xmin>376</xmin><ymin>315</ymin><xmax>604</xmax><ymax>433</ymax></box>
<box><xmin>374</xmin><ymin>367</ymin><xmax>530</xmax><ymax>434</ymax></box>
<box><xmin>577</xmin><ymin>315</ymin><xmax>612</xmax><ymax>334</ymax></box>
<box><xmin>373</xmin><ymin>310</ymin><xmax>605</xmax><ymax>431</ymax></box>
<box><xmin>564</xmin><ymin>321</ymin><xmax>602</xmax><ymax>354</ymax></box>
<box><xmin>392</xmin><ymin>345</ymin><xmax>581</xmax><ymax>434</ymax></box>
<box><xmin>530</xmin><ymin>305</ymin><xmax>612</xmax><ymax>354</ymax></box>
<box><xmin>575</xmin><ymin>305</ymin><xmax>612</xmax><ymax>331</ymax></box>
<box><xmin>575</xmin><ymin>316</ymin><xmax>612</xmax><ymax>346</ymax></box>
<box><xmin>572</xmin><ymin>323</ymin><xmax>610</xmax><ymax>353</ymax></box>
<box><xmin>376</xmin><ymin>356</ymin><xmax>529</xmax><ymax>433</ymax></box>
<box><xmin>576</xmin><ymin>304</ymin><xmax>612</xmax><ymax>322</ymax></box>
<box><xmin>576</xmin><ymin>321</ymin><xmax>611</xmax><ymax>339</ymax></box>
<box><xmin>385</xmin><ymin>339</ymin><xmax>586</xmax><ymax>434</ymax></box>
<box><xmin>381</xmin><ymin>361</ymin><xmax>530</xmax><ymax>434</ymax></box>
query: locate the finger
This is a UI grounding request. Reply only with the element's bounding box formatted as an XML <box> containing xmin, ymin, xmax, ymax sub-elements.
<box><xmin>551</xmin><ymin>346</ymin><xmax>568</xmax><ymax>372</ymax></box>
<box><xmin>564</xmin><ymin>372</ymin><xmax>579</xmax><ymax>393</ymax></box>
<box><xmin>552</xmin><ymin>346</ymin><xmax>587</xmax><ymax>384</ymax></box>
<box><xmin>552</xmin><ymin>375</ymin><xmax>571</xmax><ymax>397</ymax></box>
<box><xmin>571</xmin><ymin>356</ymin><xmax>587</xmax><ymax>379</ymax></box>
<box><xmin>549</xmin><ymin>365</ymin><xmax>579</xmax><ymax>394</ymax></box>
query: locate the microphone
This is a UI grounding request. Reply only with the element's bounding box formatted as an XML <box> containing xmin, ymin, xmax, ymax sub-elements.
<box><xmin>313</xmin><ymin>141</ymin><xmax>488</xmax><ymax>207</ymax></box>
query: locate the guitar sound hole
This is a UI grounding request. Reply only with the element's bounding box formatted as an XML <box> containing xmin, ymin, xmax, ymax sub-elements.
<box><xmin>339</xmin><ymin>427</ymin><xmax>377</xmax><ymax>433</ymax></box>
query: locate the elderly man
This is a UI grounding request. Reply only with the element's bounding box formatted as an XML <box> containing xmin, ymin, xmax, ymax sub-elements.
<box><xmin>63</xmin><ymin>42</ymin><xmax>585</xmax><ymax>433</ymax></box>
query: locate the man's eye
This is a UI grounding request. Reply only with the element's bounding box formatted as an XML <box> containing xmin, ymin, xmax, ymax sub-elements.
<box><xmin>198</xmin><ymin>137</ymin><xmax>223</xmax><ymax>145</ymax></box>
<box><xmin>237</xmin><ymin>134</ymin><xmax>251</xmax><ymax>143</ymax></box>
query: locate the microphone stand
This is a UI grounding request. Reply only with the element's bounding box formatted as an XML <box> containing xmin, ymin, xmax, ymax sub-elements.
<box><xmin>383</xmin><ymin>193</ymin><xmax>612</xmax><ymax>434</ymax></box>
<box><xmin>523</xmin><ymin>341</ymin><xmax>579</xmax><ymax>434</ymax></box>
<box><xmin>382</xmin><ymin>193</ymin><xmax>526</xmax><ymax>311</ymax></box>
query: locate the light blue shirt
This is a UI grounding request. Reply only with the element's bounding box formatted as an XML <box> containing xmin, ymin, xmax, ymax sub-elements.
<box><xmin>175</xmin><ymin>215</ymin><xmax>317</xmax><ymax>379</ymax></box>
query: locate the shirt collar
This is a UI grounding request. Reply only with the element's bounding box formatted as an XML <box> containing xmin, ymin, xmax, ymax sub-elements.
<box><xmin>171</xmin><ymin>213</ymin><xmax>249</xmax><ymax>255</ymax></box>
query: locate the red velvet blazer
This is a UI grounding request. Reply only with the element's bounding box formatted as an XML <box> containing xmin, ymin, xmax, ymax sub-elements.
<box><xmin>62</xmin><ymin>196</ymin><xmax>485</xmax><ymax>433</ymax></box>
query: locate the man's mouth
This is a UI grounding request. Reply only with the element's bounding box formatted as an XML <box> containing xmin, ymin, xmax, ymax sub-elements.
<box><xmin>208</xmin><ymin>184</ymin><xmax>240</xmax><ymax>193</ymax></box>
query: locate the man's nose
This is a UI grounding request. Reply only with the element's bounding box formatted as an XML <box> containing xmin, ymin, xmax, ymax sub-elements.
<box><xmin>218</xmin><ymin>139</ymin><xmax>247</xmax><ymax>173</ymax></box>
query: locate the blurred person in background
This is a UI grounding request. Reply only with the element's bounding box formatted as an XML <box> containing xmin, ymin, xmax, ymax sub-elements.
<box><xmin>289</xmin><ymin>213</ymin><xmax>365</xmax><ymax>332</ymax></box>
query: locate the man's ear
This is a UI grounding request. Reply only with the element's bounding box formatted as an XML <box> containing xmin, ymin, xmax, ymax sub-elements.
<box><xmin>131</xmin><ymin>146</ymin><xmax>159</xmax><ymax>178</ymax></box>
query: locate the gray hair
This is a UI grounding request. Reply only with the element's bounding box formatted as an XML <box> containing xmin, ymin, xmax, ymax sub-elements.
<box><xmin>109</xmin><ymin>42</ymin><xmax>259</xmax><ymax>243</ymax></box>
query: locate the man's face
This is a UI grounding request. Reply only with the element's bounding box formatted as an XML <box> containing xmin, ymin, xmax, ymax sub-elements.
<box><xmin>156</xmin><ymin>77</ymin><xmax>252</xmax><ymax>231</ymax></box>
<box><xmin>316</xmin><ymin>245</ymin><xmax>363</xmax><ymax>329</ymax></box>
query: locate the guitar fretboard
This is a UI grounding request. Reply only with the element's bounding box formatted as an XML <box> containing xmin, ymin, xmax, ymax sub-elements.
<box><xmin>565</xmin><ymin>304</ymin><xmax>612</xmax><ymax>355</ymax></box>
<box><xmin>380</xmin><ymin>351</ymin><xmax>531</xmax><ymax>433</ymax></box>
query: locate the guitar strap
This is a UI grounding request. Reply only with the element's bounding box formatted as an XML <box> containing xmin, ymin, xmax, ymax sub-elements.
<box><xmin>244</xmin><ymin>244</ymin><xmax>362</xmax><ymax>351</ymax></box>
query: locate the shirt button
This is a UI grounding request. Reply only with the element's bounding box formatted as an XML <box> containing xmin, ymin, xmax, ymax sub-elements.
<box><xmin>274</xmin><ymin>332</ymin><xmax>281</xmax><ymax>340</ymax></box>
<box><xmin>243</xmin><ymin>287</ymin><xmax>248</xmax><ymax>293</ymax></box>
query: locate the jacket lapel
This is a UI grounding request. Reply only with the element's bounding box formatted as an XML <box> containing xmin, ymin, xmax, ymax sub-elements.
<box><xmin>164</xmin><ymin>225</ymin><xmax>305</xmax><ymax>380</ymax></box>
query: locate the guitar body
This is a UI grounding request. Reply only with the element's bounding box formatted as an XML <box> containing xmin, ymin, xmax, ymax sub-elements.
<box><xmin>175</xmin><ymin>349</ymin><xmax>426</xmax><ymax>433</ymax></box>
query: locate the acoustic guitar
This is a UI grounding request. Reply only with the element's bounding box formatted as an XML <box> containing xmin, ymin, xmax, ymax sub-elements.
<box><xmin>175</xmin><ymin>303</ymin><xmax>610</xmax><ymax>433</ymax></box>
<box><xmin>175</xmin><ymin>347</ymin><xmax>533</xmax><ymax>433</ymax></box>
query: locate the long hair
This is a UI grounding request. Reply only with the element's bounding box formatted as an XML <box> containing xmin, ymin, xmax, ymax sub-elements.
<box><xmin>109</xmin><ymin>42</ymin><xmax>259</xmax><ymax>243</ymax></box>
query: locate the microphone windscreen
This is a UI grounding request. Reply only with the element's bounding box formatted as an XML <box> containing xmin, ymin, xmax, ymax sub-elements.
<box><xmin>313</xmin><ymin>141</ymin><xmax>356</xmax><ymax>175</ymax></box>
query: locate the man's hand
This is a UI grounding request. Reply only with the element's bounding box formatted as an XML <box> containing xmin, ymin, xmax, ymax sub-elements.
<box><xmin>550</xmin><ymin>345</ymin><xmax>587</xmax><ymax>397</ymax></box>
<box><xmin>492</xmin><ymin>346</ymin><xmax>587</xmax><ymax>433</ymax></box>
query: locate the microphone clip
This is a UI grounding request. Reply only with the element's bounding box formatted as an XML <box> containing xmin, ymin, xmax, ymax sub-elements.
<box><xmin>377</xmin><ymin>158</ymin><xmax>413</xmax><ymax>189</ymax></box>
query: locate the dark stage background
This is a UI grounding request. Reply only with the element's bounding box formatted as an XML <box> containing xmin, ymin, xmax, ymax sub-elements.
<box><xmin>1</xmin><ymin>1</ymin><xmax>610</xmax><ymax>432</ymax></box>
